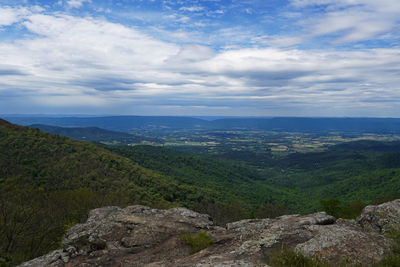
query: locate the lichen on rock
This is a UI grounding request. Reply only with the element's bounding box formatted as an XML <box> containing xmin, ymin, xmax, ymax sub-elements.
<box><xmin>19</xmin><ymin>200</ymin><xmax>400</xmax><ymax>267</ymax></box>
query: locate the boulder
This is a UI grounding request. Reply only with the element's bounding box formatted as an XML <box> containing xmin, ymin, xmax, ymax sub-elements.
<box><xmin>19</xmin><ymin>200</ymin><xmax>400</xmax><ymax>266</ymax></box>
<box><xmin>357</xmin><ymin>199</ymin><xmax>400</xmax><ymax>234</ymax></box>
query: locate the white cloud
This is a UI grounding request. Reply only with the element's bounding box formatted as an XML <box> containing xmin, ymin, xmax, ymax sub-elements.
<box><xmin>0</xmin><ymin>6</ymin><xmax>30</xmax><ymax>26</ymax></box>
<box><xmin>179</xmin><ymin>6</ymin><xmax>204</xmax><ymax>12</ymax></box>
<box><xmin>290</xmin><ymin>0</ymin><xmax>338</xmax><ymax>8</ymax></box>
<box><xmin>244</xmin><ymin>8</ymin><xmax>253</xmax><ymax>14</ymax></box>
<box><xmin>213</xmin><ymin>10</ymin><xmax>224</xmax><ymax>14</ymax></box>
<box><xmin>288</xmin><ymin>0</ymin><xmax>400</xmax><ymax>43</ymax></box>
<box><xmin>66</xmin><ymin>0</ymin><xmax>91</xmax><ymax>9</ymax></box>
<box><xmin>1</xmin><ymin>4</ymin><xmax>400</xmax><ymax>116</ymax></box>
<box><xmin>165</xmin><ymin>44</ymin><xmax>215</xmax><ymax>65</ymax></box>
<box><xmin>0</xmin><ymin>12</ymin><xmax>180</xmax><ymax>109</ymax></box>
<box><xmin>251</xmin><ymin>35</ymin><xmax>303</xmax><ymax>47</ymax></box>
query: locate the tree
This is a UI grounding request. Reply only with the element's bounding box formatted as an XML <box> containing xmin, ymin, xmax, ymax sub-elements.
<box><xmin>319</xmin><ymin>199</ymin><xmax>342</xmax><ymax>218</ymax></box>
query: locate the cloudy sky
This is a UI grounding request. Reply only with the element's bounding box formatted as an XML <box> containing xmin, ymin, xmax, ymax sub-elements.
<box><xmin>0</xmin><ymin>0</ymin><xmax>400</xmax><ymax>116</ymax></box>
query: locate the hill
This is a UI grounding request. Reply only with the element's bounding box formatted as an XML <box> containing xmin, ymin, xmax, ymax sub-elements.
<box><xmin>212</xmin><ymin>117</ymin><xmax>400</xmax><ymax>133</ymax></box>
<box><xmin>0</xmin><ymin>119</ymin><xmax>218</xmax><ymax>265</ymax></box>
<box><xmin>5</xmin><ymin>116</ymin><xmax>400</xmax><ymax>133</ymax></box>
<box><xmin>4</xmin><ymin>116</ymin><xmax>210</xmax><ymax>131</ymax></box>
<box><xmin>2</xmin><ymin>118</ymin><xmax>400</xmax><ymax>265</ymax></box>
<box><xmin>0</xmin><ymin>118</ymin><xmax>289</xmax><ymax>266</ymax></box>
<box><xmin>105</xmin><ymin>145</ymin><xmax>291</xmax><ymax>219</ymax></box>
<box><xmin>255</xmin><ymin>140</ymin><xmax>400</xmax><ymax>211</ymax></box>
<box><xmin>1</xmin><ymin>118</ymin><xmax>174</xmax><ymax>197</ymax></box>
<box><xmin>105</xmin><ymin>140</ymin><xmax>400</xmax><ymax>214</ymax></box>
<box><xmin>29</xmin><ymin>124</ymin><xmax>159</xmax><ymax>144</ymax></box>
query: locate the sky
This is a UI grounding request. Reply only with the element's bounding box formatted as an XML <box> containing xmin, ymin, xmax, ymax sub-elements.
<box><xmin>0</xmin><ymin>0</ymin><xmax>400</xmax><ymax>117</ymax></box>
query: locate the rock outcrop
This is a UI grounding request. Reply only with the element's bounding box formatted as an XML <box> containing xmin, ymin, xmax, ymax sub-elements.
<box><xmin>357</xmin><ymin>199</ymin><xmax>400</xmax><ymax>234</ymax></box>
<box><xmin>20</xmin><ymin>200</ymin><xmax>400</xmax><ymax>267</ymax></box>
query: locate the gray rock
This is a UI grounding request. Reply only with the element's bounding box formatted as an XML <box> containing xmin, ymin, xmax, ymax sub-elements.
<box><xmin>19</xmin><ymin>200</ymin><xmax>400</xmax><ymax>267</ymax></box>
<box><xmin>18</xmin><ymin>250</ymin><xmax>66</xmax><ymax>267</ymax></box>
<box><xmin>296</xmin><ymin>223</ymin><xmax>392</xmax><ymax>266</ymax></box>
<box><xmin>357</xmin><ymin>199</ymin><xmax>400</xmax><ymax>234</ymax></box>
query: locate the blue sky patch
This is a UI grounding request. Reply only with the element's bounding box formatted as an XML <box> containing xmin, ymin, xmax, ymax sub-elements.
<box><xmin>0</xmin><ymin>0</ymin><xmax>399</xmax><ymax>116</ymax></box>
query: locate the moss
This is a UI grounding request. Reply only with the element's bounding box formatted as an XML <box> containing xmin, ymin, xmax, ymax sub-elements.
<box><xmin>179</xmin><ymin>232</ymin><xmax>214</xmax><ymax>253</ymax></box>
<box><xmin>375</xmin><ymin>228</ymin><xmax>400</xmax><ymax>267</ymax></box>
<box><xmin>268</xmin><ymin>247</ymin><xmax>331</xmax><ymax>267</ymax></box>
<box><xmin>75</xmin><ymin>235</ymin><xmax>90</xmax><ymax>248</ymax></box>
<box><xmin>0</xmin><ymin>255</ymin><xmax>12</xmax><ymax>267</ymax></box>
<box><xmin>376</xmin><ymin>253</ymin><xmax>400</xmax><ymax>267</ymax></box>
<box><xmin>268</xmin><ymin>228</ymin><xmax>400</xmax><ymax>267</ymax></box>
<box><xmin>268</xmin><ymin>245</ymin><xmax>361</xmax><ymax>267</ymax></box>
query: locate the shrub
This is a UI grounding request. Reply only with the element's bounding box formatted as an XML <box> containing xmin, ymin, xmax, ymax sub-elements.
<box><xmin>375</xmin><ymin>229</ymin><xmax>400</xmax><ymax>267</ymax></box>
<box><xmin>268</xmin><ymin>244</ymin><xmax>361</xmax><ymax>267</ymax></box>
<box><xmin>319</xmin><ymin>199</ymin><xmax>342</xmax><ymax>218</ymax></box>
<box><xmin>319</xmin><ymin>199</ymin><xmax>366</xmax><ymax>219</ymax></box>
<box><xmin>179</xmin><ymin>232</ymin><xmax>214</xmax><ymax>253</ymax></box>
<box><xmin>268</xmin><ymin>246</ymin><xmax>331</xmax><ymax>267</ymax></box>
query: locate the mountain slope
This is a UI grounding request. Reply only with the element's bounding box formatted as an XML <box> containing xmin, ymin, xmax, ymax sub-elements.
<box><xmin>5</xmin><ymin>116</ymin><xmax>210</xmax><ymax>131</ymax></box>
<box><xmin>0</xmin><ymin>119</ymin><xmax>220</xmax><ymax>265</ymax></box>
<box><xmin>29</xmin><ymin>124</ymin><xmax>159</xmax><ymax>144</ymax></box>
<box><xmin>0</xmin><ymin>118</ymin><xmax>292</xmax><ymax>265</ymax></box>
<box><xmin>1</xmin><ymin>118</ymin><xmax>171</xmax><ymax>201</ymax></box>
<box><xmin>2</xmin><ymin>117</ymin><xmax>400</xmax><ymax>265</ymax></box>
<box><xmin>5</xmin><ymin>116</ymin><xmax>400</xmax><ymax>133</ymax></box>
<box><xmin>1</xmin><ymin>119</ymin><xmax>288</xmax><ymax>208</ymax></box>
<box><xmin>106</xmin><ymin>145</ymin><xmax>292</xmax><ymax>208</ymax></box>
<box><xmin>211</xmin><ymin>117</ymin><xmax>400</xmax><ymax>132</ymax></box>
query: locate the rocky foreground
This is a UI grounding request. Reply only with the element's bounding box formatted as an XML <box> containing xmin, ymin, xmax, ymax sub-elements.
<box><xmin>20</xmin><ymin>200</ymin><xmax>400</xmax><ymax>266</ymax></box>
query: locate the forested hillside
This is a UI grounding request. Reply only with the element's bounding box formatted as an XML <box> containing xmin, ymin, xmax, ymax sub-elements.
<box><xmin>106</xmin><ymin>141</ymin><xmax>400</xmax><ymax>214</ymax></box>
<box><xmin>29</xmin><ymin>124</ymin><xmax>159</xmax><ymax>144</ymax></box>
<box><xmin>6</xmin><ymin>116</ymin><xmax>400</xmax><ymax>133</ymax></box>
<box><xmin>2</xmin><ymin>118</ymin><xmax>400</xmax><ymax>266</ymax></box>
<box><xmin>0</xmin><ymin>119</ymin><xmax>220</xmax><ymax>265</ymax></box>
<box><xmin>1</xmin><ymin>119</ymin><xmax>179</xmax><ymax>200</ymax></box>
<box><xmin>0</xmin><ymin>119</ymin><xmax>288</xmax><ymax>266</ymax></box>
<box><xmin>106</xmin><ymin>145</ymin><xmax>291</xmax><ymax>219</ymax></box>
<box><xmin>5</xmin><ymin>116</ymin><xmax>210</xmax><ymax>131</ymax></box>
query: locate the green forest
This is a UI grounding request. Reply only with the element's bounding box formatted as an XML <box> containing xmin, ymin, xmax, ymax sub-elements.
<box><xmin>1</xmin><ymin>118</ymin><xmax>400</xmax><ymax>266</ymax></box>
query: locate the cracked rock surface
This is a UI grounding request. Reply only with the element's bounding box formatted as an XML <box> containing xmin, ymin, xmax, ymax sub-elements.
<box><xmin>20</xmin><ymin>200</ymin><xmax>400</xmax><ymax>266</ymax></box>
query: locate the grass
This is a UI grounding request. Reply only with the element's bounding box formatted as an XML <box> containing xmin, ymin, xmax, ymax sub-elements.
<box><xmin>179</xmin><ymin>232</ymin><xmax>214</xmax><ymax>253</ymax></box>
<box><xmin>268</xmin><ymin>244</ymin><xmax>362</xmax><ymax>267</ymax></box>
<box><xmin>268</xmin><ymin>246</ymin><xmax>331</xmax><ymax>267</ymax></box>
<box><xmin>268</xmin><ymin>228</ymin><xmax>400</xmax><ymax>267</ymax></box>
<box><xmin>375</xmin><ymin>229</ymin><xmax>400</xmax><ymax>267</ymax></box>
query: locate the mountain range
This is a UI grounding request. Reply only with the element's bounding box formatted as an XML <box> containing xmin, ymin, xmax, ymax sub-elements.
<box><xmin>1</xmin><ymin>117</ymin><xmax>400</xmax><ymax>266</ymax></box>
<box><xmin>4</xmin><ymin>116</ymin><xmax>400</xmax><ymax>133</ymax></box>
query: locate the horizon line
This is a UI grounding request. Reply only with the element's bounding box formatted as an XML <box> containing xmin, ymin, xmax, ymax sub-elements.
<box><xmin>2</xmin><ymin>114</ymin><xmax>400</xmax><ymax>119</ymax></box>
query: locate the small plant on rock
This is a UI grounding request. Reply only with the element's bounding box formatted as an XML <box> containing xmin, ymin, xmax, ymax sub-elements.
<box><xmin>179</xmin><ymin>232</ymin><xmax>214</xmax><ymax>253</ymax></box>
<box><xmin>376</xmin><ymin>228</ymin><xmax>400</xmax><ymax>267</ymax></box>
<box><xmin>269</xmin><ymin>246</ymin><xmax>331</xmax><ymax>267</ymax></box>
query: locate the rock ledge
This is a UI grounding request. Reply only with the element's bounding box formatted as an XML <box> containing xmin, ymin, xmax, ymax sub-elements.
<box><xmin>20</xmin><ymin>200</ymin><xmax>400</xmax><ymax>267</ymax></box>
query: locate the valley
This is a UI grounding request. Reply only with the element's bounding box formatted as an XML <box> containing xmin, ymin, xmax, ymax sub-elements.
<box><xmin>138</xmin><ymin>128</ymin><xmax>400</xmax><ymax>156</ymax></box>
<box><xmin>1</xmin><ymin>116</ymin><xmax>400</xmax><ymax>266</ymax></box>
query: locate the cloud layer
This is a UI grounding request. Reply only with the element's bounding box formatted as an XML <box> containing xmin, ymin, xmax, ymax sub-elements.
<box><xmin>0</xmin><ymin>1</ymin><xmax>399</xmax><ymax>116</ymax></box>
<box><xmin>289</xmin><ymin>0</ymin><xmax>400</xmax><ymax>44</ymax></box>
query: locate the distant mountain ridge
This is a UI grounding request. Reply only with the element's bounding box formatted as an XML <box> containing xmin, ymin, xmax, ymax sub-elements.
<box><xmin>0</xmin><ymin>118</ymin><xmax>175</xmax><ymax>198</ymax></box>
<box><xmin>4</xmin><ymin>116</ymin><xmax>209</xmax><ymax>131</ymax></box>
<box><xmin>213</xmin><ymin>117</ymin><xmax>400</xmax><ymax>133</ymax></box>
<box><xmin>4</xmin><ymin>116</ymin><xmax>400</xmax><ymax>133</ymax></box>
<box><xmin>29</xmin><ymin>124</ymin><xmax>159</xmax><ymax>144</ymax></box>
<box><xmin>2</xmin><ymin>117</ymin><xmax>400</xmax><ymax>265</ymax></box>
